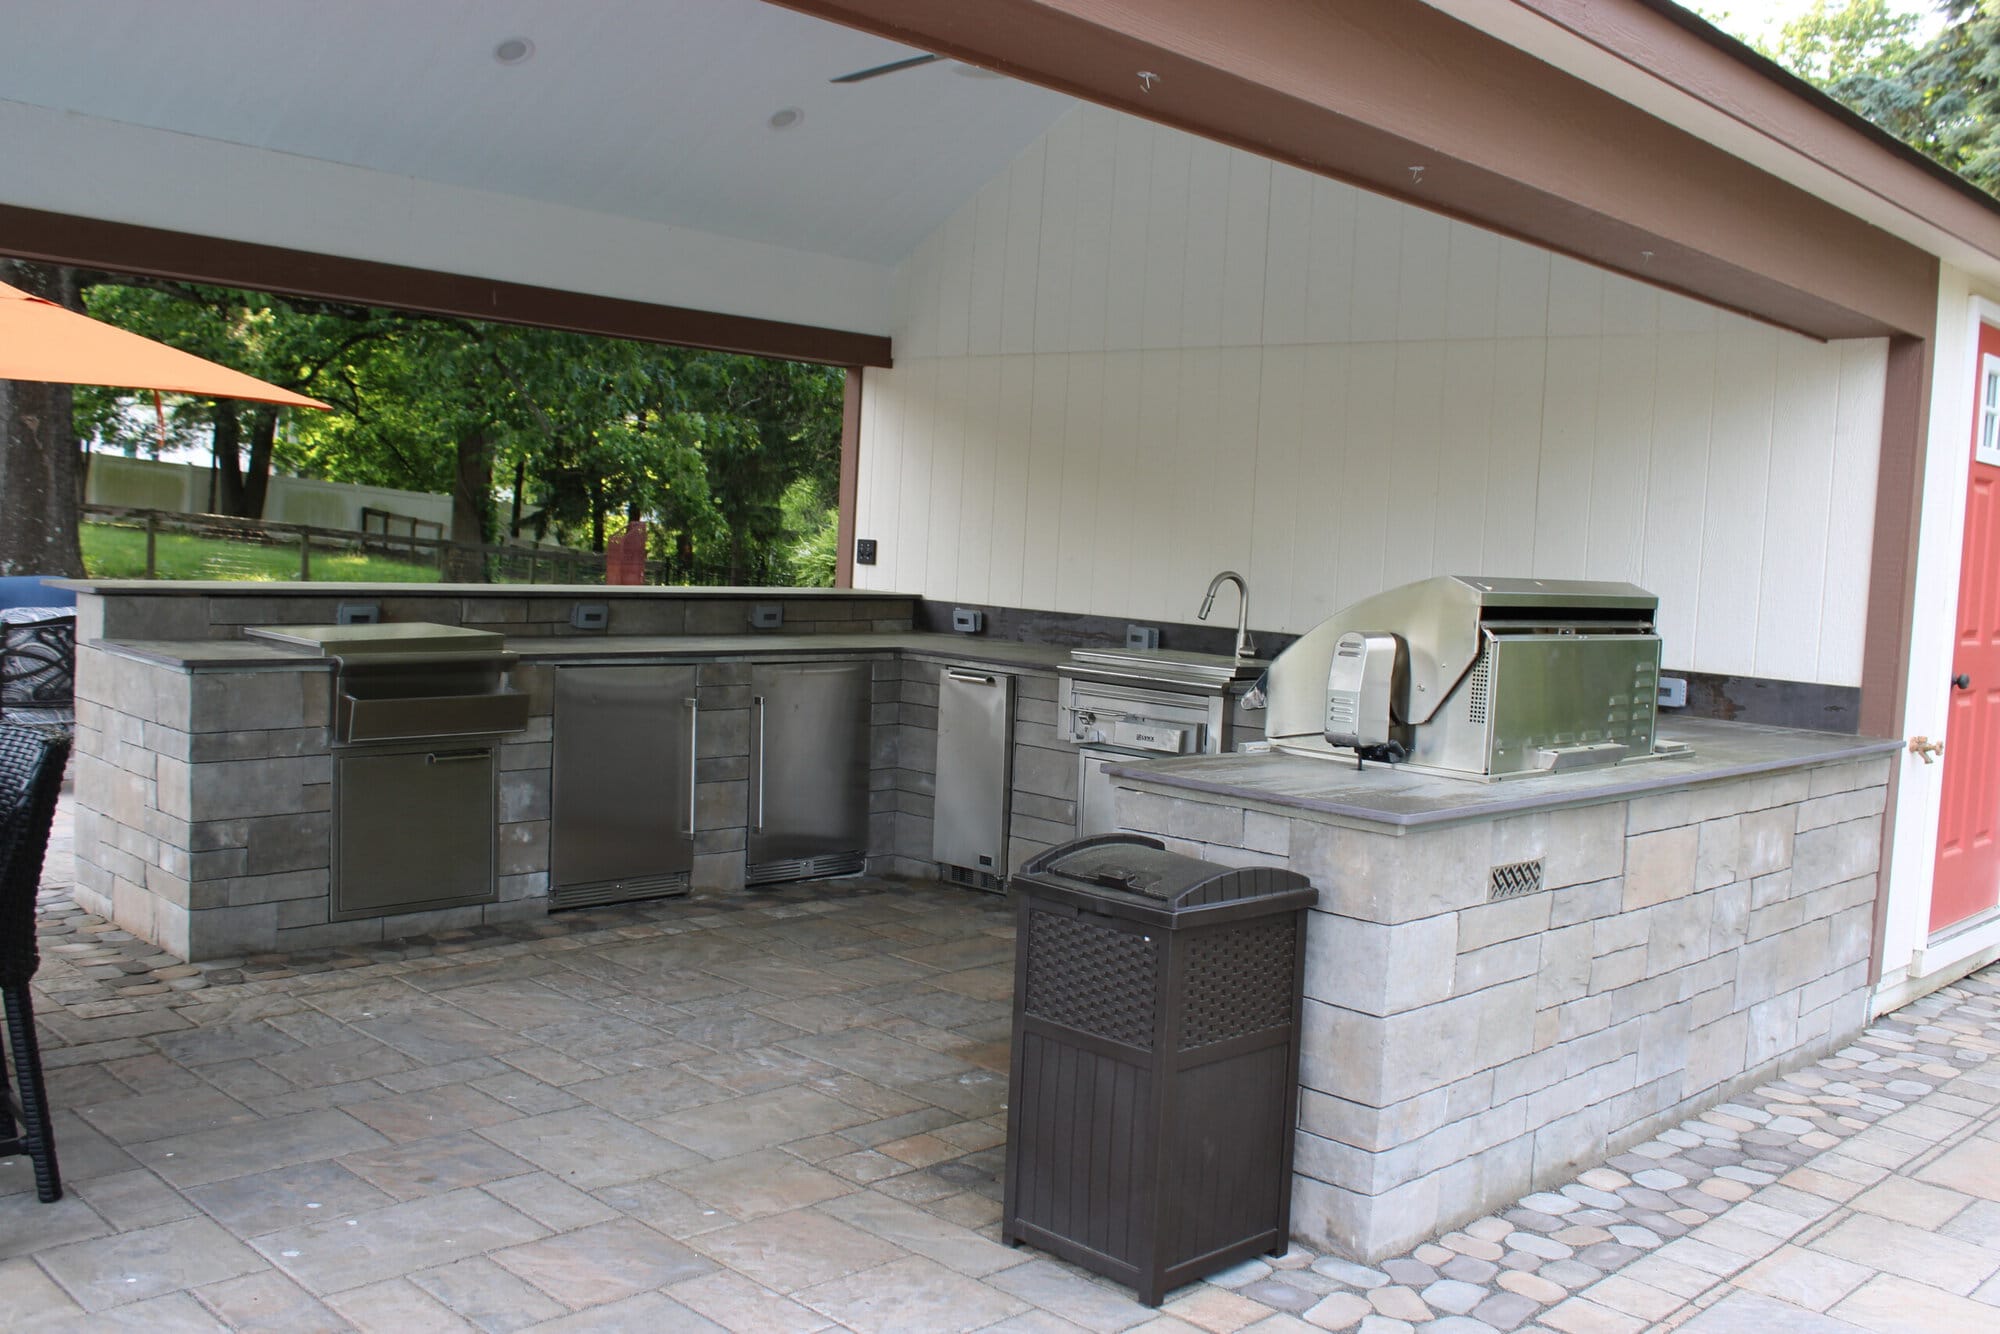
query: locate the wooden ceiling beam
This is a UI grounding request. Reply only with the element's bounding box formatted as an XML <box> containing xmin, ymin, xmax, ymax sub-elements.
<box><xmin>0</xmin><ymin>204</ymin><xmax>893</xmax><ymax>368</ymax></box>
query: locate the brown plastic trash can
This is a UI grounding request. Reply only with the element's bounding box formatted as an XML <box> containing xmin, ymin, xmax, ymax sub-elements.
<box><xmin>1001</xmin><ymin>833</ymin><xmax>1318</xmax><ymax>1306</ymax></box>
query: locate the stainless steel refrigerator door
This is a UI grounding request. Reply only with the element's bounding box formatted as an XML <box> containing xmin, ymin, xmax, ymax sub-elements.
<box><xmin>747</xmin><ymin>661</ymin><xmax>871</xmax><ymax>876</ymax></box>
<box><xmin>552</xmin><ymin>664</ymin><xmax>698</xmax><ymax>905</ymax></box>
<box><xmin>933</xmin><ymin>667</ymin><xmax>1015</xmax><ymax>876</ymax></box>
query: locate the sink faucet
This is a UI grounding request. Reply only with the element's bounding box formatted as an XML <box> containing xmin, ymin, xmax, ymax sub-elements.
<box><xmin>1199</xmin><ymin>570</ymin><xmax>1255</xmax><ymax>660</ymax></box>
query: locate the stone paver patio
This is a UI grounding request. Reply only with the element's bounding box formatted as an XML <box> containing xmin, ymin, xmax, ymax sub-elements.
<box><xmin>5</xmin><ymin>798</ymin><xmax>2000</xmax><ymax>1332</ymax></box>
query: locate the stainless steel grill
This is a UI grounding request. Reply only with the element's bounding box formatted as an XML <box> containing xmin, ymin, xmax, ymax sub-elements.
<box><xmin>1264</xmin><ymin>576</ymin><xmax>1677</xmax><ymax>779</ymax></box>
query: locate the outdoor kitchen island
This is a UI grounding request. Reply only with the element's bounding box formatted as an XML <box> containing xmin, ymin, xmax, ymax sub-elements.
<box><xmin>1098</xmin><ymin>719</ymin><xmax>1899</xmax><ymax>1262</ymax></box>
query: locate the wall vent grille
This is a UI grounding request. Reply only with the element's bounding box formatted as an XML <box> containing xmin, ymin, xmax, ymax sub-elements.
<box><xmin>1489</xmin><ymin>858</ymin><xmax>1544</xmax><ymax>900</ymax></box>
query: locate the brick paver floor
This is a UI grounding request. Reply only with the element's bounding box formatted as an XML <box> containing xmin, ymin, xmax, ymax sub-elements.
<box><xmin>4</xmin><ymin>797</ymin><xmax>1998</xmax><ymax>1332</ymax></box>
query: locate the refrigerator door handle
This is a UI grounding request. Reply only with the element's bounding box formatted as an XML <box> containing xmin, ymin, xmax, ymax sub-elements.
<box><xmin>685</xmin><ymin>697</ymin><xmax>700</xmax><ymax>834</ymax></box>
<box><xmin>753</xmin><ymin>694</ymin><xmax>767</xmax><ymax>832</ymax></box>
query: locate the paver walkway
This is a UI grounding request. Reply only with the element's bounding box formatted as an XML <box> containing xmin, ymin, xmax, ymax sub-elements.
<box><xmin>3</xmin><ymin>799</ymin><xmax>1998</xmax><ymax>1332</ymax></box>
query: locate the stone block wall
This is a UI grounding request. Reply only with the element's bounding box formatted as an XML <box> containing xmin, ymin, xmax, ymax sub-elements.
<box><xmin>77</xmin><ymin>644</ymin><xmax>912</xmax><ymax>959</ymax></box>
<box><xmin>72</xmin><ymin>646</ymin><xmax>552</xmax><ymax>960</ymax></box>
<box><xmin>1111</xmin><ymin>758</ymin><xmax>1888</xmax><ymax>1261</ymax></box>
<box><xmin>881</xmin><ymin>658</ymin><xmax>1075</xmax><ymax>882</ymax></box>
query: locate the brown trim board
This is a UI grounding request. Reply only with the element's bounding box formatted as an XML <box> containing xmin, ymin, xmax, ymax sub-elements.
<box><xmin>836</xmin><ymin>369</ymin><xmax>863</xmax><ymax>589</ymax></box>
<box><xmin>774</xmin><ymin>0</ymin><xmax>1937</xmax><ymax>340</ymax></box>
<box><xmin>1864</xmin><ymin>333</ymin><xmax>1935</xmax><ymax>985</ymax></box>
<box><xmin>0</xmin><ymin>204</ymin><xmax>892</xmax><ymax>369</ymax></box>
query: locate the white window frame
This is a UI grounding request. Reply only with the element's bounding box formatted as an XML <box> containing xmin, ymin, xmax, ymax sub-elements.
<box><xmin>1980</xmin><ymin>352</ymin><xmax>2000</xmax><ymax>468</ymax></box>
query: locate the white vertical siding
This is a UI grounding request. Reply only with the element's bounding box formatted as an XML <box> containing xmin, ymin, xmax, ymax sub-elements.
<box><xmin>858</xmin><ymin>105</ymin><xmax>1888</xmax><ymax>686</ymax></box>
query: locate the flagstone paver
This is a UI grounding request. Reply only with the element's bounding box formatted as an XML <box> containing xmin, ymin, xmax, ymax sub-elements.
<box><xmin>9</xmin><ymin>798</ymin><xmax>2000</xmax><ymax>1330</ymax></box>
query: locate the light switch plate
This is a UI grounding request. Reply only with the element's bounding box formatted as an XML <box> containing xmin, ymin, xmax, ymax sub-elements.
<box><xmin>1126</xmin><ymin>625</ymin><xmax>1160</xmax><ymax>651</ymax></box>
<box><xmin>570</xmin><ymin>603</ymin><xmax>609</xmax><ymax>631</ymax></box>
<box><xmin>335</xmin><ymin>602</ymin><xmax>380</xmax><ymax>625</ymax></box>
<box><xmin>1657</xmin><ymin>676</ymin><xmax>1688</xmax><ymax>709</ymax></box>
<box><xmin>952</xmin><ymin>607</ymin><xmax>984</xmax><ymax>633</ymax></box>
<box><xmin>751</xmin><ymin>604</ymin><xmax>784</xmax><ymax>629</ymax></box>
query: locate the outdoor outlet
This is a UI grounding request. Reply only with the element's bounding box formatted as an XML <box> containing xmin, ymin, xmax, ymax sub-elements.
<box><xmin>952</xmin><ymin>607</ymin><xmax>985</xmax><ymax>634</ymax></box>
<box><xmin>1126</xmin><ymin>624</ymin><xmax>1160</xmax><ymax>651</ymax></box>
<box><xmin>1657</xmin><ymin>675</ymin><xmax>1688</xmax><ymax>709</ymax></box>
<box><xmin>570</xmin><ymin>602</ymin><xmax>609</xmax><ymax>631</ymax></box>
<box><xmin>335</xmin><ymin>602</ymin><xmax>380</xmax><ymax>625</ymax></box>
<box><xmin>751</xmin><ymin>604</ymin><xmax>784</xmax><ymax>629</ymax></box>
<box><xmin>855</xmin><ymin>538</ymin><xmax>878</xmax><ymax>565</ymax></box>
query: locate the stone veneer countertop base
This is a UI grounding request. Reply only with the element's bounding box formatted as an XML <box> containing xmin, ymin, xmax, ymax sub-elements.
<box><xmin>1105</xmin><ymin>716</ymin><xmax>1901</xmax><ymax>828</ymax></box>
<box><xmin>48</xmin><ymin>578</ymin><xmax>904</xmax><ymax>598</ymax></box>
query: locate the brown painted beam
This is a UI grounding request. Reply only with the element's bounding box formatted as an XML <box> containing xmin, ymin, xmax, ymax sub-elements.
<box><xmin>835</xmin><ymin>368</ymin><xmax>863</xmax><ymax>588</ymax></box>
<box><xmin>1862</xmin><ymin>333</ymin><xmax>1934</xmax><ymax>741</ymax></box>
<box><xmin>0</xmin><ymin>204</ymin><xmax>893</xmax><ymax>368</ymax></box>
<box><xmin>1861</xmin><ymin>332</ymin><xmax>1934</xmax><ymax>985</ymax></box>
<box><xmin>774</xmin><ymin>0</ymin><xmax>1938</xmax><ymax>339</ymax></box>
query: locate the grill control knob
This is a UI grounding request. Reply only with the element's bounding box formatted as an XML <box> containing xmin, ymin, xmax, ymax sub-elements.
<box><xmin>1953</xmin><ymin>673</ymin><xmax>1972</xmax><ymax>691</ymax></box>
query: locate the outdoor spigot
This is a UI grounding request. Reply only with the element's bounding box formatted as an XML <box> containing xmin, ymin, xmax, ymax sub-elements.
<box><xmin>1200</xmin><ymin>570</ymin><xmax>1255</xmax><ymax>660</ymax></box>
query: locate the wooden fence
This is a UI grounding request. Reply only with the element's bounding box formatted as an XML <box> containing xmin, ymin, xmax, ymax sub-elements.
<box><xmin>81</xmin><ymin>504</ymin><xmax>670</xmax><ymax>585</ymax></box>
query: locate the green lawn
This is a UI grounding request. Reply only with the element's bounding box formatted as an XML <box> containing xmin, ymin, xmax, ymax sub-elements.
<box><xmin>82</xmin><ymin>522</ymin><xmax>443</xmax><ymax>582</ymax></box>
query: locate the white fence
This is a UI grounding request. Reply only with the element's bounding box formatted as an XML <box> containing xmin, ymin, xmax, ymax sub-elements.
<box><xmin>85</xmin><ymin>454</ymin><xmax>454</xmax><ymax>539</ymax></box>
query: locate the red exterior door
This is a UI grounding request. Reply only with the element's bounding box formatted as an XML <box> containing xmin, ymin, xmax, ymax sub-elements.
<box><xmin>1933</xmin><ymin>322</ymin><xmax>2000</xmax><ymax>932</ymax></box>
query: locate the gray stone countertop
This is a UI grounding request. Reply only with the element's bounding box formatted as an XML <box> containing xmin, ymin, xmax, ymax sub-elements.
<box><xmin>94</xmin><ymin>632</ymin><xmax>1072</xmax><ymax>674</ymax></box>
<box><xmin>1105</xmin><ymin>716</ymin><xmax>1902</xmax><ymax>829</ymax></box>
<box><xmin>51</xmin><ymin>579</ymin><xmax>913</xmax><ymax>599</ymax></box>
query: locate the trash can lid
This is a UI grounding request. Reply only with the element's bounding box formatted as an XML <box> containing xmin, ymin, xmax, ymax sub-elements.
<box><xmin>1019</xmin><ymin>834</ymin><xmax>1313</xmax><ymax>914</ymax></box>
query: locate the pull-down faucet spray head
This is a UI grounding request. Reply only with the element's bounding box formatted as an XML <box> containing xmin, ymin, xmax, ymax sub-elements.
<box><xmin>1199</xmin><ymin>570</ymin><xmax>1255</xmax><ymax>660</ymax></box>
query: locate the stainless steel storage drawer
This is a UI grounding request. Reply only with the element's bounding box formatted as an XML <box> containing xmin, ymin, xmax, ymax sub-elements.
<box><xmin>333</xmin><ymin>745</ymin><xmax>496</xmax><ymax>920</ymax></box>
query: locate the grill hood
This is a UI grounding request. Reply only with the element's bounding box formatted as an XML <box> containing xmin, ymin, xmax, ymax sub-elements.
<box><xmin>1264</xmin><ymin>576</ymin><xmax>1667</xmax><ymax>779</ymax></box>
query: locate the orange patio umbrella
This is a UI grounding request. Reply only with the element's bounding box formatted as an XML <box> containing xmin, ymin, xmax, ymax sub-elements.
<box><xmin>0</xmin><ymin>277</ymin><xmax>331</xmax><ymax>413</ymax></box>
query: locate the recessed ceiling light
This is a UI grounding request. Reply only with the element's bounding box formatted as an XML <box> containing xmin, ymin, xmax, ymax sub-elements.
<box><xmin>494</xmin><ymin>37</ymin><xmax>534</xmax><ymax>65</ymax></box>
<box><xmin>768</xmin><ymin>107</ymin><xmax>805</xmax><ymax>130</ymax></box>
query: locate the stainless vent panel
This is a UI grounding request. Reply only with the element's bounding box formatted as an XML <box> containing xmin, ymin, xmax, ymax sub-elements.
<box><xmin>549</xmin><ymin>871</ymin><xmax>690</xmax><ymax>911</ymax></box>
<box><xmin>745</xmin><ymin>850</ymin><xmax>867</xmax><ymax>887</ymax></box>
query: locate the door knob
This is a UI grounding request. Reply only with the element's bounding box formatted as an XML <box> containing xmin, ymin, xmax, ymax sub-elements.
<box><xmin>1910</xmin><ymin>736</ymin><xmax>1945</xmax><ymax>764</ymax></box>
<box><xmin>1953</xmin><ymin>673</ymin><xmax>1973</xmax><ymax>690</ymax></box>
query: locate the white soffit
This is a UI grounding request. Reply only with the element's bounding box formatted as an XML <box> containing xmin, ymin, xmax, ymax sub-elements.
<box><xmin>0</xmin><ymin>0</ymin><xmax>1075</xmax><ymax>267</ymax></box>
<box><xmin>1422</xmin><ymin>0</ymin><xmax>2000</xmax><ymax>287</ymax></box>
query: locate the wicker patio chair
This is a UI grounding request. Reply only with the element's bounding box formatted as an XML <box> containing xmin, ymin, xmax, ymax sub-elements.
<box><xmin>0</xmin><ymin>721</ymin><xmax>70</xmax><ymax>1201</ymax></box>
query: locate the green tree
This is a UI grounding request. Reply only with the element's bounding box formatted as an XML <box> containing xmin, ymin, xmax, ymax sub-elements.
<box><xmin>1703</xmin><ymin>1</ymin><xmax>2000</xmax><ymax>195</ymax></box>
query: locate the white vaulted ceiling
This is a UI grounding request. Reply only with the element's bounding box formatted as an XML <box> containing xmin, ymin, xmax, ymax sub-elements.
<box><xmin>0</xmin><ymin>0</ymin><xmax>1074</xmax><ymax>267</ymax></box>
